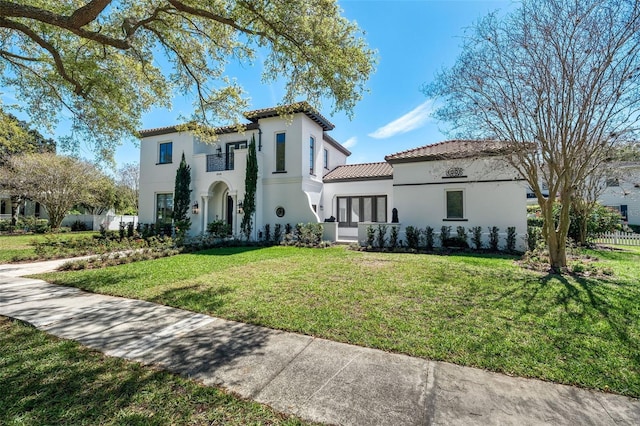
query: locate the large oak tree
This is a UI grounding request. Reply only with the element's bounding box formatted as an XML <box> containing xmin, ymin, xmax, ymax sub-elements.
<box><xmin>425</xmin><ymin>0</ymin><xmax>640</xmax><ymax>270</ymax></box>
<box><xmin>0</xmin><ymin>1</ymin><xmax>375</xmax><ymax>162</ymax></box>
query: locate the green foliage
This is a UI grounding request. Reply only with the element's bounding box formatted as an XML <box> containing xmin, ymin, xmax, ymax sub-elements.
<box><xmin>366</xmin><ymin>225</ymin><xmax>375</xmax><ymax>247</ymax></box>
<box><xmin>470</xmin><ymin>226</ymin><xmax>483</xmax><ymax>250</ymax></box>
<box><xmin>488</xmin><ymin>226</ymin><xmax>500</xmax><ymax>251</ymax></box>
<box><xmin>241</xmin><ymin>135</ymin><xmax>258</xmax><ymax>240</ymax></box>
<box><xmin>439</xmin><ymin>226</ymin><xmax>451</xmax><ymax>247</ymax></box>
<box><xmin>280</xmin><ymin>223</ymin><xmax>327</xmax><ymax>248</ymax></box>
<box><xmin>0</xmin><ymin>2</ymin><xmax>375</xmax><ymax>162</ymax></box>
<box><xmin>173</xmin><ymin>153</ymin><xmax>192</xmax><ymax>237</ymax></box>
<box><xmin>506</xmin><ymin>227</ymin><xmax>517</xmax><ymax>252</ymax></box>
<box><xmin>527</xmin><ymin>226</ymin><xmax>544</xmax><ymax>251</ymax></box>
<box><xmin>207</xmin><ymin>220</ymin><xmax>232</xmax><ymax>238</ymax></box>
<box><xmin>405</xmin><ymin>226</ymin><xmax>420</xmax><ymax>249</ymax></box>
<box><xmin>376</xmin><ymin>224</ymin><xmax>388</xmax><ymax>248</ymax></box>
<box><xmin>389</xmin><ymin>226</ymin><xmax>399</xmax><ymax>250</ymax></box>
<box><xmin>424</xmin><ymin>226</ymin><xmax>434</xmax><ymax>250</ymax></box>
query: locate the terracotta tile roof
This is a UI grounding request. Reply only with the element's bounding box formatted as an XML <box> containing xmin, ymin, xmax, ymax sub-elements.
<box><xmin>385</xmin><ymin>140</ymin><xmax>513</xmax><ymax>163</ymax></box>
<box><xmin>244</xmin><ymin>101</ymin><xmax>335</xmax><ymax>131</ymax></box>
<box><xmin>323</xmin><ymin>162</ymin><xmax>393</xmax><ymax>182</ymax></box>
<box><xmin>138</xmin><ymin>122</ymin><xmax>259</xmax><ymax>137</ymax></box>
<box><xmin>323</xmin><ymin>133</ymin><xmax>351</xmax><ymax>156</ymax></box>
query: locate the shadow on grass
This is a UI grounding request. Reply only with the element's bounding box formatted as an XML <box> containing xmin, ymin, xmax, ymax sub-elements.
<box><xmin>188</xmin><ymin>245</ymin><xmax>272</xmax><ymax>256</ymax></box>
<box><xmin>0</xmin><ymin>317</ymin><xmax>278</xmax><ymax>425</ymax></box>
<box><xmin>150</xmin><ymin>284</ymin><xmax>235</xmax><ymax>313</ymax></box>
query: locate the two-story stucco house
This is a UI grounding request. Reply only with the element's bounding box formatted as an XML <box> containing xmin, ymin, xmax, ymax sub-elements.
<box><xmin>138</xmin><ymin>102</ymin><xmax>528</xmax><ymax>250</ymax></box>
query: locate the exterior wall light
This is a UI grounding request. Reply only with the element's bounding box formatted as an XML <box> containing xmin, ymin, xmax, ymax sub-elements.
<box><xmin>238</xmin><ymin>200</ymin><xmax>244</xmax><ymax>214</ymax></box>
<box><xmin>192</xmin><ymin>202</ymin><xmax>199</xmax><ymax>214</ymax></box>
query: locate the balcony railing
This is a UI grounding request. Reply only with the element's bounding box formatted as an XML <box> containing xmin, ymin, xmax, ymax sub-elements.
<box><xmin>206</xmin><ymin>153</ymin><xmax>235</xmax><ymax>172</ymax></box>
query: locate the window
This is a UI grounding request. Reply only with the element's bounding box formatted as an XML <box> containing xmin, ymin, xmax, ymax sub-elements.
<box><xmin>226</xmin><ymin>141</ymin><xmax>247</xmax><ymax>170</ymax></box>
<box><xmin>324</xmin><ymin>148</ymin><xmax>329</xmax><ymax>169</ymax></box>
<box><xmin>309</xmin><ymin>136</ymin><xmax>315</xmax><ymax>174</ymax></box>
<box><xmin>446</xmin><ymin>190</ymin><xmax>464</xmax><ymax>219</ymax></box>
<box><xmin>156</xmin><ymin>193</ymin><xmax>173</xmax><ymax>224</ymax></box>
<box><xmin>275</xmin><ymin>132</ymin><xmax>286</xmax><ymax>172</ymax></box>
<box><xmin>606</xmin><ymin>178</ymin><xmax>620</xmax><ymax>187</ymax></box>
<box><xmin>337</xmin><ymin>196</ymin><xmax>387</xmax><ymax>227</ymax></box>
<box><xmin>159</xmin><ymin>142</ymin><xmax>173</xmax><ymax>164</ymax></box>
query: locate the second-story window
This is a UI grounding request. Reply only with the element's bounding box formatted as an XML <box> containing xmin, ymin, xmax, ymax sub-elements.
<box><xmin>159</xmin><ymin>142</ymin><xmax>173</xmax><ymax>164</ymax></box>
<box><xmin>275</xmin><ymin>132</ymin><xmax>286</xmax><ymax>172</ymax></box>
<box><xmin>310</xmin><ymin>136</ymin><xmax>315</xmax><ymax>174</ymax></box>
<box><xmin>324</xmin><ymin>148</ymin><xmax>329</xmax><ymax>169</ymax></box>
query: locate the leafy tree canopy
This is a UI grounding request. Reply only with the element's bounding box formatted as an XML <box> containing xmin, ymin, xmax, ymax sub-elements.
<box><xmin>0</xmin><ymin>109</ymin><xmax>55</xmax><ymax>165</ymax></box>
<box><xmin>0</xmin><ymin>1</ymin><xmax>376</xmax><ymax>163</ymax></box>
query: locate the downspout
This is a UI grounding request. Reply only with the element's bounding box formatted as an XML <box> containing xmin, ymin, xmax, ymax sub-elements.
<box><xmin>258</xmin><ymin>128</ymin><xmax>262</xmax><ymax>152</ymax></box>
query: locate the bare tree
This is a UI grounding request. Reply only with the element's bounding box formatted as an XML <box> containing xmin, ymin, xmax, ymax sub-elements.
<box><xmin>426</xmin><ymin>0</ymin><xmax>640</xmax><ymax>270</ymax></box>
<box><xmin>1</xmin><ymin>153</ymin><xmax>103</xmax><ymax>231</ymax></box>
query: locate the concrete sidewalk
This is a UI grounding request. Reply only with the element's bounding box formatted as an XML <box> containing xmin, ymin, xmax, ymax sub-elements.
<box><xmin>0</xmin><ymin>260</ymin><xmax>638</xmax><ymax>425</ymax></box>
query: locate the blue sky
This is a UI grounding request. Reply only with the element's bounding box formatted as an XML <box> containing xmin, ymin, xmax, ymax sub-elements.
<box><xmin>6</xmin><ymin>1</ymin><xmax>512</xmax><ymax>168</ymax></box>
<box><xmin>118</xmin><ymin>0</ymin><xmax>511</xmax><ymax>167</ymax></box>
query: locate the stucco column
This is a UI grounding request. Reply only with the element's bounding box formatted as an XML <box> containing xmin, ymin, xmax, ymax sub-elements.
<box><xmin>201</xmin><ymin>195</ymin><xmax>210</xmax><ymax>234</ymax></box>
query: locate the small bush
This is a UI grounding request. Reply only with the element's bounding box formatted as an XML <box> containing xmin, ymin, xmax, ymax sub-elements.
<box><xmin>389</xmin><ymin>226</ymin><xmax>399</xmax><ymax>250</ymax></box>
<box><xmin>470</xmin><ymin>226</ymin><xmax>483</xmax><ymax>250</ymax></box>
<box><xmin>71</xmin><ymin>220</ymin><xmax>88</xmax><ymax>232</ymax></box>
<box><xmin>488</xmin><ymin>226</ymin><xmax>500</xmax><ymax>251</ymax></box>
<box><xmin>405</xmin><ymin>226</ymin><xmax>420</xmax><ymax>249</ymax></box>
<box><xmin>424</xmin><ymin>227</ymin><xmax>434</xmax><ymax>250</ymax></box>
<box><xmin>439</xmin><ymin>226</ymin><xmax>451</xmax><ymax>248</ymax></box>
<box><xmin>366</xmin><ymin>225</ymin><xmax>375</xmax><ymax>247</ymax></box>
<box><xmin>456</xmin><ymin>226</ymin><xmax>467</xmax><ymax>245</ymax></box>
<box><xmin>527</xmin><ymin>226</ymin><xmax>543</xmax><ymax>251</ymax></box>
<box><xmin>376</xmin><ymin>224</ymin><xmax>388</xmax><ymax>249</ymax></box>
<box><xmin>273</xmin><ymin>224</ymin><xmax>283</xmax><ymax>243</ymax></box>
<box><xmin>207</xmin><ymin>220</ymin><xmax>231</xmax><ymax>238</ymax></box>
<box><xmin>506</xmin><ymin>226</ymin><xmax>517</xmax><ymax>252</ymax></box>
<box><xmin>264</xmin><ymin>224</ymin><xmax>271</xmax><ymax>242</ymax></box>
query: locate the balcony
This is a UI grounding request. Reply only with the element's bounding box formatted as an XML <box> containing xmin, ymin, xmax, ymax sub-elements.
<box><xmin>206</xmin><ymin>153</ymin><xmax>236</xmax><ymax>172</ymax></box>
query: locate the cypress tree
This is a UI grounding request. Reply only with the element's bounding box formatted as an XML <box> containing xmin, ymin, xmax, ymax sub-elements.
<box><xmin>173</xmin><ymin>152</ymin><xmax>191</xmax><ymax>237</ymax></box>
<box><xmin>241</xmin><ymin>134</ymin><xmax>258</xmax><ymax>240</ymax></box>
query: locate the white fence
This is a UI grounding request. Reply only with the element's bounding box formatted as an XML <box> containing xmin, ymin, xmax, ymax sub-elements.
<box><xmin>595</xmin><ymin>232</ymin><xmax>640</xmax><ymax>246</ymax></box>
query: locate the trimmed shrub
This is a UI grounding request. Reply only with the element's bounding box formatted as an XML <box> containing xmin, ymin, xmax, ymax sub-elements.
<box><xmin>506</xmin><ymin>226</ymin><xmax>517</xmax><ymax>252</ymax></box>
<box><xmin>405</xmin><ymin>226</ymin><xmax>420</xmax><ymax>249</ymax></box>
<box><xmin>424</xmin><ymin>226</ymin><xmax>434</xmax><ymax>250</ymax></box>
<box><xmin>366</xmin><ymin>225</ymin><xmax>375</xmax><ymax>247</ymax></box>
<box><xmin>470</xmin><ymin>226</ymin><xmax>483</xmax><ymax>249</ymax></box>
<box><xmin>488</xmin><ymin>226</ymin><xmax>500</xmax><ymax>251</ymax></box>
<box><xmin>376</xmin><ymin>224</ymin><xmax>388</xmax><ymax>248</ymax></box>
<box><xmin>389</xmin><ymin>226</ymin><xmax>399</xmax><ymax>250</ymax></box>
<box><xmin>439</xmin><ymin>226</ymin><xmax>451</xmax><ymax>248</ymax></box>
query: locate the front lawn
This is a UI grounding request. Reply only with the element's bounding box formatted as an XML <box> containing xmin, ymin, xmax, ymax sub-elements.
<box><xmin>0</xmin><ymin>232</ymin><xmax>97</xmax><ymax>263</ymax></box>
<box><xmin>0</xmin><ymin>317</ymin><xmax>311</xmax><ymax>425</ymax></box>
<box><xmin>38</xmin><ymin>246</ymin><xmax>640</xmax><ymax>398</ymax></box>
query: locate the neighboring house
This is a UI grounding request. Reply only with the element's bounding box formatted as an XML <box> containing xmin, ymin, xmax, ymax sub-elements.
<box><xmin>599</xmin><ymin>161</ymin><xmax>640</xmax><ymax>226</ymax></box>
<box><xmin>138</xmin><ymin>102</ymin><xmax>528</xmax><ymax>250</ymax></box>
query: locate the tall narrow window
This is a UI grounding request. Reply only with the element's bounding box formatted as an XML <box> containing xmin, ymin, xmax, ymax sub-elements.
<box><xmin>309</xmin><ymin>136</ymin><xmax>315</xmax><ymax>174</ymax></box>
<box><xmin>159</xmin><ymin>142</ymin><xmax>173</xmax><ymax>164</ymax></box>
<box><xmin>324</xmin><ymin>148</ymin><xmax>329</xmax><ymax>169</ymax></box>
<box><xmin>0</xmin><ymin>199</ymin><xmax>6</xmax><ymax>215</ymax></box>
<box><xmin>156</xmin><ymin>193</ymin><xmax>174</xmax><ymax>224</ymax></box>
<box><xmin>275</xmin><ymin>132</ymin><xmax>286</xmax><ymax>172</ymax></box>
<box><xmin>446</xmin><ymin>190</ymin><xmax>464</xmax><ymax>219</ymax></box>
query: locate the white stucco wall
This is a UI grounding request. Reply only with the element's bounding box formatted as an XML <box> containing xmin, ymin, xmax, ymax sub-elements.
<box><xmin>392</xmin><ymin>156</ymin><xmax>528</xmax><ymax>251</ymax></box>
<box><xmin>321</xmin><ymin>179</ymin><xmax>394</xmax><ymax>238</ymax></box>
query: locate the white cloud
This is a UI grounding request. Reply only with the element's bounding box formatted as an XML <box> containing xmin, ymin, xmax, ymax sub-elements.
<box><xmin>343</xmin><ymin>136</ymin><xmax>358</xmax><ymax>149</ymax></box>
<box><xmin>368</xmin><ymin>100</ymin><xmax>434</xmax><ymax>139</ymax></box>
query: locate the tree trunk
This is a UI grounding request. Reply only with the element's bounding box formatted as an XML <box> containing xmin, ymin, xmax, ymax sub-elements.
<box><xmin>9</xmin><ymin>195</ymin><xmax>23</xmax><ymax>230</ymax></box>
<box><xmin>541</xmin><ymin>197</ymin><xmax>569</xmax><ymax>272</ymax></box>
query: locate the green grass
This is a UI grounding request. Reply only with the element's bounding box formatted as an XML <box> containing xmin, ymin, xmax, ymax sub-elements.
<box><xmin>37</xmin><ymin>246</ymin><xmax>640</xmax><ymax>398</ymax></box>
<box><xmin>0</xmin><ymin>232</ymin><xmax>97</xmax><ymax>263</ymax></box>
<box><xmin>0</xmin><ymin>317</ymin><xmax>312</xmax><ymax>425</ymax></box>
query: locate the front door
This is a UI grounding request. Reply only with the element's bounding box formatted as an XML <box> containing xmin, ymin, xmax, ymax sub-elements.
<box><xmin>226</xmin><ymin>195</ymin><xmax>234</xmax><ymax>232</ymax></box>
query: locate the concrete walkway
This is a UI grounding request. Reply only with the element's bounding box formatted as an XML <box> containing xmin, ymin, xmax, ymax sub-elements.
<box><xmin>0</xmin><ymin>259</ymin><xmax>638</xmax><ymax>425</ymax></box>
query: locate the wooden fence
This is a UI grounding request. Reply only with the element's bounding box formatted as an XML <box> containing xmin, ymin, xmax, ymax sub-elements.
<box><xmin>595</xmin><ymin>232</ymin><xmax>640</xmax><ymax>246</ymax></box>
